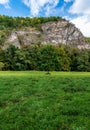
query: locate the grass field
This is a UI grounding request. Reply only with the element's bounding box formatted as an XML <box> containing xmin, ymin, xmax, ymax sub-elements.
<box><xmin>0</xmin><ymin>71</ymin><xmax>90</xmax><ymax>130</ymax></box>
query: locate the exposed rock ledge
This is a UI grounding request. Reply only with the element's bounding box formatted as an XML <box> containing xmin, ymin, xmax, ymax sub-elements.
<box><xmin>3</xmin><ymin>20</ymin><xmax>90</xmax><ymax>49</ymax></box>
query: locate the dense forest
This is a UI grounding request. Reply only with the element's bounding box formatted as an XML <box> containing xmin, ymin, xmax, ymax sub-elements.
<box><xmin>0</xmin><ymin>15</ymin><xmax>90</xmax><ymax>71</ymax></box>
<box><xmin>0</xmin><ymin>44</ymin><xmax>90</xmax><ymax>71</ymax></box>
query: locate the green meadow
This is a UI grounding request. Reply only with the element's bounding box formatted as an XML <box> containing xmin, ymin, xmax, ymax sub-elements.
<box><xmin>0</xmin><ymin>71</ymin><xmax>90</xmax><ymax>130</ymax></box>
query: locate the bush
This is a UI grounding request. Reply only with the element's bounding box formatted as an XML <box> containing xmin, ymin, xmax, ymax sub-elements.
<box><xmin>0</xmin><ymin>62</ymin><xmax>4</xmax><ymax>70</ymax></box>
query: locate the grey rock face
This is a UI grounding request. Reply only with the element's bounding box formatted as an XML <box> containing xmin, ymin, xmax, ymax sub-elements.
<box><xmin>3</xmin><ymin>20</ymin><xmax>90</xmax><ymax>49</ymax></box>
<box><xmin>41</xmin><ymin>21</ymin><xmax>88</xmax><ymax>48</ymax></box>
<box><xmin>4</xmin><ymin>32</ymin><xmax>20</xmax><ymax>49</ymax></box>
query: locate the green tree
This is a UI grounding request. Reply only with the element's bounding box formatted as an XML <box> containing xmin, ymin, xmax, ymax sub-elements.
<box><xmin>0</xmin><ymin>62</ymin><xmax>4</xmax><ymax>70</ymax></box>
<box><xmin>57</xmin><ymin>46</ymin><xmax>71</xmax><ymax>71</ymax></box>
<box><xmin>4</xmin><ymin>45</ymin><xmax>18</xmax><ymax>70</ymax></box>
<box><xmin>77</xmin><ymin>50</ymin><xmax>90</xmax><ymax>71</ymax></box>
<box><xmin>39</xmin><ymin>45</ymin><xmax>59</xmax><ymax>72</ymax></box>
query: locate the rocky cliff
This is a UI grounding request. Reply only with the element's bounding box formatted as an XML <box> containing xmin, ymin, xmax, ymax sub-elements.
<box><xmin>1</xmin><ymin>20</ymin><xmax>90</xmax><ymax>49</ymax></box>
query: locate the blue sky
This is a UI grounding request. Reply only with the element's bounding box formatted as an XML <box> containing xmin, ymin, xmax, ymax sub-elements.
<box><xmin>0</xmin><ymin>0</ymin><xmax>90</xmax><ymax>37</ymax></box>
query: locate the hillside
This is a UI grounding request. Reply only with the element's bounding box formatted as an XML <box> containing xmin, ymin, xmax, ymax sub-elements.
<box><xmin>0</xmin><ymin>15</ymin><xmax>90</xmax><ymax>49</ymax></box>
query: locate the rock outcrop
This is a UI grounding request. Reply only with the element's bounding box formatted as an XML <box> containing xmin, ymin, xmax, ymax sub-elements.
<box><xmin>42</xmin><ymin>21</ymin><xmax>89</xmax><ymax>49</ymax></box>
<box><xmin>2</xmin><ymin>20</ymin><xmax>90</xmax><ymax>49</ymax></box>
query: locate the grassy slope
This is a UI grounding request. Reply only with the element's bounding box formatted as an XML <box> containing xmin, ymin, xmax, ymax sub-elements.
<box><xmin>0</xmin><ymin>71</ymin><xmax>90</xmax><ymax>130</ymax></box>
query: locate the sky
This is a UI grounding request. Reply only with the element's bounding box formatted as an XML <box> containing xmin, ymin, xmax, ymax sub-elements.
<box><xmin>0</xmin><ymin>0</ymin><xmax>90</xmax><ymax>37</ymax></box>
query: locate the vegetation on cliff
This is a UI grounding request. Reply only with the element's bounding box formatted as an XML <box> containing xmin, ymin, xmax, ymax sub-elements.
<box><xmin>0</xmin><ymin>15</ymin><xmax>62</xmax><ymax>29</ymax></box>
<box><xmin>85</xmin><ymin>37</ymin><xmax>90</xmax><ymax>44</ymax></box>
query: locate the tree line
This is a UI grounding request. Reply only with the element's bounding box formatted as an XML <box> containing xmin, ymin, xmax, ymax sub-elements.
<box><xmin>0</xmin><ymin>44</ymin><xmax>90</xmax><ymax>71</ymax></box>
<box><xmin>0</xmin><ymin>15</ymin><xmax>63</xmax><ymax>30</ymax></box>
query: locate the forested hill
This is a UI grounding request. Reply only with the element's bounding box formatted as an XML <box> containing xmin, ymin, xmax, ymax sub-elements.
<box><xmin>0</xmin><ymin>15</ymin><xmax>90</xmax><ymax>49</ymax></box>
<box><xmin>0</xmin><ymin>15</ymin><xmax>90</xmax><ymax>71</ymax></box>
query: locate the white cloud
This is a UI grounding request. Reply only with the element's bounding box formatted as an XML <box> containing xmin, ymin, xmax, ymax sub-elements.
<box><xmin>64</xmin><ymin>0</ymin><xmax>72</xmax><ymax>2</ymax></box>
<box><xmin>0</xmin><ymin>0</ymin><xmax>9</xmax><ymax>4</ymax></box>
<box><xmin>69</xmin><ymin>0</ymin><xmax>90</xmax><ymax>14</ymax></box>
<box><xmin>0</xmin><ymin>0</ymin><xmax>10</xmax><ymax>8</ymax></box>
<box><xmin>69</xmin><ymin>0</ymin><xmax>90</xmax><ymax>37</ymax></box>
<box><xmin>71</xmin><ymin>15</ymin><xmax>90</xmax><ymax>37</ymax></box>
<box><xmin>22</xmin><ymin>0</ymin><xmax>59</xmax><ymax>16</ymax></box>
